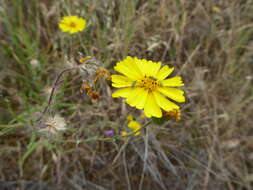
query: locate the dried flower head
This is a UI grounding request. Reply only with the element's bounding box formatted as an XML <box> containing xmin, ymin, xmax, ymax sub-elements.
<box><xmin>80</xmin><ymin>81</ymin><xmax>91</xmax><ymax>93</ymax></box>
<box><xmin>164</xmin><ymin>109</ymin><xmax>181</xmax><ymax>121</ymax></box>
<box><xmin>79</xmin><ymin>58</ymin><xmax>100</xmax><ymax>83</ymax></box>
<box><xmin>95</xmin><ymin>68</ymin><xmax>111</xmax><ymax>81</ymax></box>
<box><xmin>40</xmin><ymin>115</ymin><xmax>66</xmax><ymax>135</ymax></box>
<box><xmin>112</xmin><ymin>56</ymin><xmax>185</xmax><ymax>118</ymax></box>
<box><xmin>87</xmin><ymin>90</ymin><xmax>100</xmax><ymax>100</ymax></box>
<box><xmin>80</xmin><ymin>81</ymin><xmax>100</xmax><ymax>100</ymax></box>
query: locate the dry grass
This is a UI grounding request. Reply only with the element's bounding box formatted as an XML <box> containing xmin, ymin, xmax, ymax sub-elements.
<box><xmin>0</xmin><ymin>0</ymin><xmax>253</xmax><ymax>189</ymax></box>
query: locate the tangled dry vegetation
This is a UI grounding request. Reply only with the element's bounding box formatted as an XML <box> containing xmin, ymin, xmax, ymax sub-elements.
<box><xmin>0</xmin><ymin>0</ymin><xmax>253</xmax><ymax>189</ymax></box>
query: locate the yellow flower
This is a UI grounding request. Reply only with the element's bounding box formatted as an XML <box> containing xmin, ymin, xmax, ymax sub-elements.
<box><xmin>111</xmin><ymin>56</ymin><xmax>185</xmax><ymax>118</ymax></box>
<box><xmin>139</xmin><ymin>113</ymin><xmax>147</xmax><ymax>119</ymax></box>
<box><xmin>127</xmin><ymin>114</ymin><xmax>134</xmax><ymax>121</ymax></box>
<box><xmin>212</xmin><ymin>6</ymin><xmax>221</xmax><ymax>13</ymax></box>
<box><xmin>121</xmin><ymin>131</ymin><xmax>128</xmax><ymax>137</ymax></box>
<box><xmin>128</xmin><ymin>120</ymin><xmax>141</xmax><ymax>136</ymax></box>
<box><xmin>59</xmin><ymin>16</ymin><xmax>86</xmax><ymax>34</ymax></box>
<box><xmin>120</xmin><ymin>120</ymin><xmax>142</xmax><ymax>137</ymax></box>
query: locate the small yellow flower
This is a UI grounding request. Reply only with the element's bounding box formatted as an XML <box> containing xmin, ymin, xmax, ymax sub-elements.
<box><xmin>128</xmin><ymin>120</ymin><xmax>141</xmax><ymax>136</ymax></box>
<box><xmin>111</xmin><ymin>56</ymin><xmax>185</xmax><ymax>118</ymax></box>
<box><xmin>139</xmin><ymin>113</ymin><xmax>146</xmax><ymax>119</ymax></box>
<box><xmin>59</xmin><ymin>16</ymin><xmax>86</xmax><ymax>34</ymax></box>
<box><xmin>212</xmin><ymin>6</ymin><xmax>221</xmax><ymax>13</ymax></box>
<box><xmin>121</xmin><ymin>131</ymin><xmax>128</xmax><ymax>137</ymax></box>
<box><xmin>121</xmin><ymin>119</ymin><xmax>142</xmax><ymax>137</ymax></box>
<box><xmin>127</xmin><ymin>114</ymin><xmax>134</xmax><ymax>121</ymax></box>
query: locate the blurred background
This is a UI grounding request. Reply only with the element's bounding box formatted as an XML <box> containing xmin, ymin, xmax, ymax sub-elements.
<box><xmin>0</xmin><ymin>0</ymin><xmax>253</xmax><ymax>189</ymax></box>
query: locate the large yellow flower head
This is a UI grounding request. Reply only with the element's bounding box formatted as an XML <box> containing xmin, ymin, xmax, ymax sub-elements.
<box><xmin>59</xmin><ymin>16</ymin><xmax>86</xmax><ymax>34</ymax></box>
<box><xmin>111</xmin><ymin>56</ymin><xmax>185</xmax><ymax>118</ymax></box>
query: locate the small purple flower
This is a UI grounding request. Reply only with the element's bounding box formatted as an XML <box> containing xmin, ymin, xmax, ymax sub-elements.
<box><xmin>104</xmin><ymin>129</ymin><xmax>114</xmax><ymax>137</ymax></box>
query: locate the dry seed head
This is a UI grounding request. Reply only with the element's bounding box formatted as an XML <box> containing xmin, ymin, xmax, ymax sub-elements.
<box><xmin>221</xmin><ymin>139</ymin><xmax>241</xmax><ymax>149</ymax></box>
<box><xmin>40</xmin><ymin>115</ymin><xmax>66</xmax><ymax>135</ymax></box>
<box><xmin>42</xmin><ymin>86</ymin><xmax>53</xmax><ymax>99</ymax></box>
<box><xmin>30</xmin><ymin>59</ymin><xmax>39</xmax><ymax>67</ymax></box>
<box><xmin>79</xmin><ymin>59</ymin><xmax>100</xmax><ymax>83</ymax></box>
<box><xmin>64</xmin><ymin>56</ymin><xmax>76</xmax><ymax>67</ymax></box>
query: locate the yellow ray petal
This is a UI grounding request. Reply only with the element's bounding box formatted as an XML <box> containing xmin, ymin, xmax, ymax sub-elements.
<box><xmin>125</xmin><ymin>88</ymin><xmax>142</xmax><ymax>106</ymax></box>
<box><xmin>135</xmin><ymin>58</ymin><xmax>149</xmax><ymax>76</ymax></box>
<box><xmin>157</xmin><ymin>87</ymin><xmax>185</xmax><ymax>103</ymax></box>
<box><xmin>146</xmin><ymin>61</ymin><xmax>161</xmax><ymax>77</ymax></box>
<box><xmin>144</xmin><ymin>93</ymin><xmax>162</xmax><ymax>118</ymax></box>
<box><xmin>153</xmin><ymin>91</ymin><xmax>179</xmax><ymax>112</ymax></box>
<box><xmin>161</xmin><ymin>76</ymin><xmax>184</xmax><ymax>87</ymax></box>
<box><xmin>111</xmin><ymin>75</ymin><xmax>134</xmax><ymax>88</ymax></box>
<box><xmin>135</xmin><ymin>89</ymin><xmax>148</xmax><ymax>109</ymax></box>
<box><xmin>136</xmin><ymin>58</ymin><xmax>161</xmax><ymax>77</ymax></box>
<box><xmin>126</xmin><ymin>88</ymin><xmax>148</xmax><ymax>109</ymax></box>
<box><xmin>155</xmin><ymin>65</ymin><xmax>174</xmax><ymax>81</ymax></box>
<box><xmin>114</xmin><ymin>56</ymin><xmax>142</xmax><ymax>80</ymax></box>
<box><xmin>112</xmin><ymin>88</ymin><xmax>133</xmax><ymax>98</ymax></box>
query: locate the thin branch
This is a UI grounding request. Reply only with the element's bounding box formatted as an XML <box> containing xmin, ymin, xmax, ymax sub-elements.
<box><xmin>37</xmin><ymin>67</ymin><xmax>78</xmax><ymax>121</ymax></box>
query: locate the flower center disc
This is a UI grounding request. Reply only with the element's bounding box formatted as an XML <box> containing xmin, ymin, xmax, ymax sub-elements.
<box><xmin>136</xmin><ymin>76</ymin><xmax>160</xmax><ymax>92</ymax></box>
<box><xmin>69</xmin><ymin>22</ymin><xmax>76</xmax><ymax>28</ymax></box>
